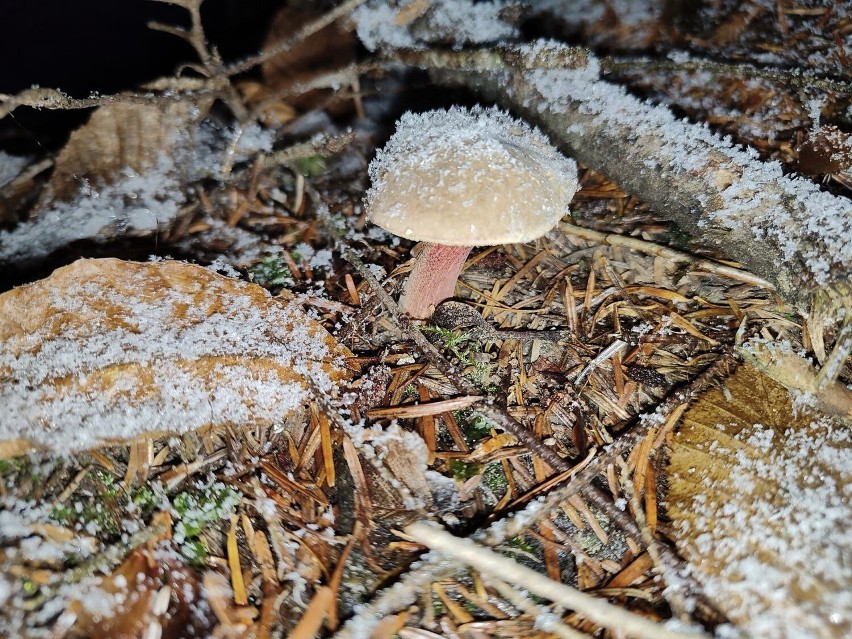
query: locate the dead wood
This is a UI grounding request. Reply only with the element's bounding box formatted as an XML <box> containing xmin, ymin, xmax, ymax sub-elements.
<box><xmin>392</xmin><ymin>46</ymin><xmax>852</xmax><ymax>315</ymax></box>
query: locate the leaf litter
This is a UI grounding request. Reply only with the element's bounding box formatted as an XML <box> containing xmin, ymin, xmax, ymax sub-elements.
<box><xmin>0</xmin><ymin>0</ymin><xmax>851</xmax><ymax>637</ymax></box>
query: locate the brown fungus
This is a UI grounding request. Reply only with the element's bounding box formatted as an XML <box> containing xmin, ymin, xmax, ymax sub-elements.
<box><xmin>365</xmin><ymin>106</ymin><xmax>579</xmax><ymax>319</ymax></box>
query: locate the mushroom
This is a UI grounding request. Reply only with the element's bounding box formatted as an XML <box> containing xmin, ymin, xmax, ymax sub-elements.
<box><xmin>365</xmin><ymin>106</ymin><xmax>578</xmax><ymax>319</ymax></box>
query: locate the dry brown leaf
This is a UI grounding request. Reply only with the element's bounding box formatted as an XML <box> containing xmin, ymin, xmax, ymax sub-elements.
<box><xmin>261</xmin><ymin>6</ymin><xmax>358</xmax><ymax>114</ymax></box>
<box><xmin>0</xmin><ymin>258</ymin><xmax>350</xmax><ymax>457</ymax></box>
<box><xmin>37</xmin><ymin>100</ymin><xmax>203</xmax><ymax>206</ymax></box>
<box><xmin>665</xmin><ymin>363</ymin><xmax>851</xmax><ymax>638</ymax></box>
<box><xmin>67</xmin><ymin>548</ymin><xmax>211</xmax><ymax>639</ymax></box>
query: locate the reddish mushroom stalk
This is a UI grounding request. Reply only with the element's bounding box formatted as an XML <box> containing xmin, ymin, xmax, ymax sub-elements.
<box><xmin>365</xmin><ymin>107</ymin><xmax>579</xmax><ymax>320</ymax></box>
<box><xmin>398</xmin><ymin>243</ymin><xmax>473</xmax><ymax>319</ymax></box>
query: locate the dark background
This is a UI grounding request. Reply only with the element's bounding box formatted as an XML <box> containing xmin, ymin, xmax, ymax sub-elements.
<box><xmin>0</xmin><ymin>0</ymin><xmax>287</xmax><ymax>151</ymax></box>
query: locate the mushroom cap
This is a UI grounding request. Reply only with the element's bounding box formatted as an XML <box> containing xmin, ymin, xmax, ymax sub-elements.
<box><xmin>365</xmin><ymin>106</ymin><xmax>578</xmax><ymax>246</ymax></box>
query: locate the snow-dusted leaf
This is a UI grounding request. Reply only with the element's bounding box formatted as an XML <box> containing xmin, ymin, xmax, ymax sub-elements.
<box><xmin>665</xmin><ymin>363</ymin><xmax>851</xmax><ymax>639</ymax></box>
<box><xmin>37</xmin><ymin>101</ymin><xmax>202</xmax><ymax>206</ymax></box>
<box><xmin>798</xmin><ymin>125</ymin><xmax>852</xmax><ymax>177</ymax></box>
<box><xmin>261</xmin><ymin>5</ymin><xmax>358</xmax><ymax>113</ymax></box>
<box><xmin>0</xmin><ymin>258</ymin><xmax>350</xmax><ymax>457</ymax></box>
<box><xmin>66</xmin><ymin>548</ymin><xmax>210</xmax><ymax>638</ymax></box>
<box><xmin>0</xmin><ymin>101</ymin><xmax>208</xmax><ymax>266</ymax></box>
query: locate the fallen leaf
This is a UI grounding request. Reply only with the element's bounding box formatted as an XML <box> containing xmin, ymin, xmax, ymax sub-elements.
<box><xmin>67</xmin><ymin>548</ymin><xmax>212</xmax><ymax>639</ymax></box>
<box><xmin>0</xmin><ymin>258</ymin><xmax>350</xmax><ymax>457</ymax></box>
<box><xmin>0</xmin><ymin>100</ymin><xmax>208</xmax><ymax>266</ymax></box>
<box><xmin>37</xmin><ymin>100</ymin><xmax>203</xmax><ymax>207</ymax></box>
<box><xmin>262</xmin><ymin>6</ymin><xmax>358</xmax><ymax>114</ymax></box>
<box><xmin>665</xmin><ymin>363</ymin><xmax>851</xmax><ymax>639</ymax></box>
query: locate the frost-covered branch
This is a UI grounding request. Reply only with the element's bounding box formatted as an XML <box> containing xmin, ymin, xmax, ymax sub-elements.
<box><xmin>388</xmin><ymin>44</ymin><xmax>852</xmax><ymax>314</ymax></box>
<box><xmin>599</xmin><ymin>54</ymin><xmax>852</xmax><ymax>95</ymax></box>
<box><xmin>0</xmin><ymin>84</ymin><xmax>217</xmax><ymax>120</ymax></box>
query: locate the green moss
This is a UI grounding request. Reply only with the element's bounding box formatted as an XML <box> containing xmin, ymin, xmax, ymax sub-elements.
<box><xmin>0</xmin><ymin>457</ymin><xmax>27</xmax><ymax>476</ymax></box>
<box><xmin>506</xmin><ymin>535</ymin><xmax>537</xmax><ymax>554</ymax></box>
<box><xmin>50</xmin><ymin>505</ymin><xmax>73</xmax><ymax>525</ymax></box>
<box><xmin>249</xmin><ymin>255</ymin><xmax>294</xmax><ymax>289</ymax></box>
<box><xmin>421</xmin><ymin>326</ymin><xmax>495</xmax><ymax>392</ymax></box>
<box><xmin>131</xmin><ymin>486</ymin><xmax>157</xmax><ymax>514</ymax></box>
<box><xmin>96</xmin><ymin>471</ymin><xmax>121</xmax><ymax>499</ymax></box>
<box><xmin>456</xmin><ymin>411</ymin><xmax>492</xmax><ymax>443</ymax></box>
<box><xmin>172</xmin><ymin>483</ymin><xmax>239</xmax><ymax>565</ymax></box>
<box><xmin>481</xmin><ymin>462</ymin><xmax>508</xmax><ymax>494</ymax></box>
<box><xmin>294</xmin><ymin>155</ymin><xmax>327</xmax><ymax>177</ymax></box>
<box><xmin>448</xmin><ymin>459</ymin><xmax>482</xmax><ymax>481</ymax></box>
<box><xmin>180</xmin><ymin>538</ymin><xmax>209</xmax><ymax>566</ymax></box>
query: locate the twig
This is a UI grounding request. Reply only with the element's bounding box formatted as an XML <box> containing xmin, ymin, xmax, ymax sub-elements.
<box><xmin>617</xmin><ymin>458</ymin><xmax>693</xmax><ymax>623</ymax></box>
<box><xmin>558</xmin><ymin>222</ymin><xmax>776</xmax><ymax>291</ymax></box>
<box><xmin>223</xmin><ymin>0</ymin><xmax>370</xmax><ymax>77</ymax></box>
<box><xmin>261</xmin><ymin>131</ymin><xmax>358</xmax><ymax>169</ymax></box>
<box><xmin>404</xmin><ymin>522</ymin><xmax>711</xmax><ymax>639</ymax></box>
<box><xmin>600</xmin><ymin>54</ymin><xmax>852</xmax><ymax>95</ymax></box>
<box><xmin>33</xmin><ymin>523</ymin><xmax>167</xmax><ymax>608</ymax></box>
<box><xmin>486</xmin><ymin>576</ymin><xmax>589</xmax><ymax>639</ymax></box>
<box><xmin>149</xmin><ymin>0</ymin><xmax>217</xmax><ymax>70</ymax></box>
<box><xmin>0</xmin><ymin>87</ymin><xmax>215</xmax><ymax>119</ymax></box>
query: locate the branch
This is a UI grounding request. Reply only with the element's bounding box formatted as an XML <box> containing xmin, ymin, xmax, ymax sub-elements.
<box><xmin>404</xmin><ymin>521</ymin><xmax>711</xmax><ymax>639</ymax></box>
<box><xmin>395</xmin><ymin>44</ymin><xmax>852</xmax><ymax>314</ymax></box>
<box><xmin>0</xmin><ymin>87</ymin><xmax>201</xmax><ymax>119</ymax></box>
<box><xmin>600</xmin><ymin>54</ymin><xmax>852</xmax><ymax>94</ymax></box>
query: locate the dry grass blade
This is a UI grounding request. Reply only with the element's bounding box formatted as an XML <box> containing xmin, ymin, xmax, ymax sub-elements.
<box><xmin>366</xmin><ymin>395</ymin><xmax>482</xmax><ymax>419</ymax></box>
<box><xmin>289</xmin><ymin>586</ymin><xmax>334</xmax><ymax>639</ymax></box>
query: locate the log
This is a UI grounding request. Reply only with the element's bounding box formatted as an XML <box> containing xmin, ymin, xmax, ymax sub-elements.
<box><xmin>394</xmin><ymin>44</ymin><xmax>852</xmax><ymax>314</ymax></box>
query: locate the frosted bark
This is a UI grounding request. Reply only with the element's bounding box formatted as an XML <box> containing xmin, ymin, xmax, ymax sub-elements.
<box><xmin>396</xmin><ymin>45</ymin><xmax>852</xmax><ymax>312</ymax></box>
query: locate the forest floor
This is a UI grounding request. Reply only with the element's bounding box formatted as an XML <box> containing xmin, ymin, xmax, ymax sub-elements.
<box><xmin>0</xmin><ymin>1</ymin><xmax>850</xmax><ymax>638</ymax></box>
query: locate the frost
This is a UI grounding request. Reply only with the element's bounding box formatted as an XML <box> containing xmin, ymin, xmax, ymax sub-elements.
<box><xmin>353</xmin><ymin>0</ymin><xmax>518</xmax><ymax>52</ymax></box>
<box><xmin>517</xmin><ymin>42</ymin><xmax>852</xmax><ymax>286</ymax></box>
<box><xmin>0</xmin><ymin>152</ymin><xmax>183</xmax><ymax>264</ymax></box>
<box><xmin>294</xmin><ymin>242</ymin><xmax>333</xmax><ymax>272</ymax></box>
<box><xmin>0</xmin><ymin>151</ymin><xmax>29</xmax><ymax>187</ymax></box>
<box><xmin>675</xmin><ymin>414</ymin><xmax>852</xmax><ymax>638</ymax></box>
<box><xmin>235</xmin><ymin>123</ymin><xmax>275</xmax><ymax>154</ymax></box>
<box><xmin>206</xmin><ymin>256</ymin><xmax>241</xmax><ymax>277</ymax></box>
<box><xmin>365</xmin><ymin>106</ymin><xmax>577</xmax><ymax>245</ymax></box>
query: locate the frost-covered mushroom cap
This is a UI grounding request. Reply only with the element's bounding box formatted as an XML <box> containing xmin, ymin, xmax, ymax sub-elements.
<box><xmin>366</xmin><ymin>106</ymin><xmax>578</xmax><ymax>246</ymax></box>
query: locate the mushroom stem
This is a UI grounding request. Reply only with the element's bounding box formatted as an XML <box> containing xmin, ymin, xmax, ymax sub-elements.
<box><xmin>398</xmin><ymin>243</ymin><xmax>473</xmax><ymax>319</ymax></box>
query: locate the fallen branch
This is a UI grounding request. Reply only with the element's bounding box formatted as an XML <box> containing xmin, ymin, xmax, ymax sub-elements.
<box><xmin>600</xmin><ymin>54</ymin><xmax>852</xmax><ymax>94</ymax></box>
<box><xmin>393</xmin><ymin>44</ymin><xmax>852</xmax><ymax>314</ymax></box>
<box><xmin>404</xmin><ymin>521</ymin><xmax>711</xmax><ymax>639</ymax></box>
